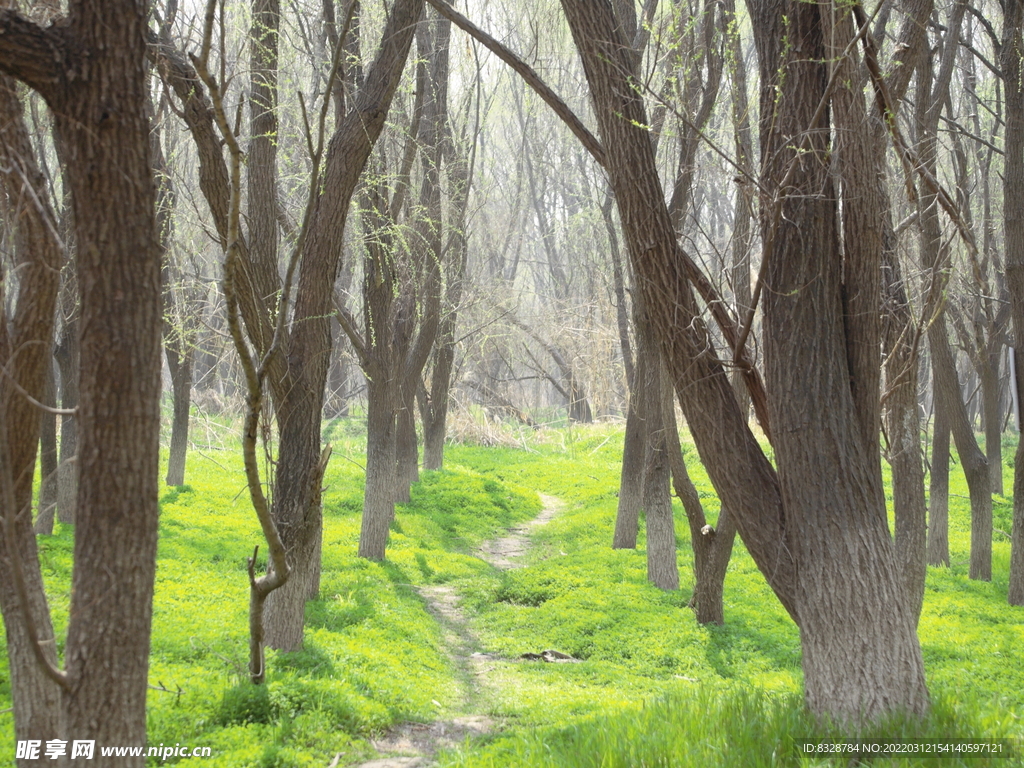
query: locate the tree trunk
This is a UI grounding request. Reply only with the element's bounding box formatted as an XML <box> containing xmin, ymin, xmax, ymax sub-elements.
<box><xmin>0</xmin><ymin>62</ymin><xmax>64</xmax><ymax>760</ymax></box>
<box><xmin>928</xmin><ymin>407</ymin><xmax>951</xmax><ymax>566</ymax></box>
<box><xmin>929</xmin><ymin>320</ymin><xmax>992</xmax><ymax>579</ymax></box>
<box><xmin>360</xmin><ymin>374</ymin><xmax>398</xmax><ymax>560</ymax></box>
<box><xmin>980</xmin><ymin>349</ymin><xmax>1003</xmax><ymax>495</ymax></box>
<box><xmin>1002</xmin><ymin>0</ymin><xmax>1024</xmax><ymax>605</ymax></box>
<box><xmin>884</xmin><ymin>262</ymin><xmax>928</xmax><ymax>619</ymax></box>
<box><xmin>752</xmin><ymin>0</ymin><xmax>927</xmax><ymax>717</ymax></box>
<box><xmin>913</xmin><ymin>3</ymin><xmax>991</xmax><ymax>581</ymax></box>
<box><xmin>663</xmin><ymin>375</ymin><xmax>734</xmax><ymax>623</ymax></box>
<box><xmin>54</xmin><ymin>312</ymin><xmax>78</xmax><ymax>525</ymax></box>
<box><xmin>0</xmin><ymin>0</ymin><xmax>164</xmax><ymax>758</ymax></box>
<box><xmin>614</xmin><ymin>388</ymin><xmax>645</xmax><ymax>549</ymax></box>
<box><xmin>263</xmin><ymin>387</ymin><xmax>328</xmax><ymax>649</ymax></box>
<box><xmin>35</xmin><ymin>358</ymin><xmax>59</xmax><ymax>534</ymax></box>
<box><xmin>421</xmin><ymin>13</ymin><xmax>467</xmax><ymax>472</ymax></box>
<box><xmin>641</xmin><ymin>356</ymin><xmax>677</xmax><ymax>591</ymax></box>
<box><xmin>165</xmin><ymin>344</ymin><xmax>194</xmax><ymax>486</ymax></box>
<box><xmin>395</xmin><ymin>385</ymin><xmax>419</xmax><ymax>502</ymax></box>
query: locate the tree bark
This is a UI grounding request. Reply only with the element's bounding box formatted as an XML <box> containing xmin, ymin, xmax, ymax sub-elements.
<box><xmin>0</xmin><ymin>60</ymin><xmax>64</xmax><ymax>760</ymax></box>
<box><xmin>928</xmin><ymin>407</ymin><xmax>951</xmax><ymax>566</ymax></box>
<box><xmin>1002</xmin><ymin>0</ymin><xmax>1024</xmax><ymax>604</ymax></box>
<box><xmin>0</xmin><ymin>0</ymin><xmax>162</xmax><ymax>759</ymax></box>
<box><xmin>614</xmin><ymin>387</ymin><xmax>645</xmax><ymax>549</ymax></box>
<box><xmin>662</xmin><ymin>374</ymin><xmax>734</xmax><ymax>621</ymax></box>
<box><xmin>53</xmin><ymin>291</ymin><xmax>78</xmax><ymax>525</ymax></box>
<box><xmin>360</xmin><ymin>372</ymin><xmax>399</xmax><ymax>560</ymax></box>
<box><xmin>35</xmin><ymin>359</ymin><xmax>58</xmax><ymax>534</ymax></box>
<box><xmin>752</xmin><ymin>0</ymin><xmax>927</xmax><ymax>720</ymax></box>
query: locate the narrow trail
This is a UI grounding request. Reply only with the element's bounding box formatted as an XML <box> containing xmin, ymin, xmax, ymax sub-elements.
<box><xmin>352</xmin><ymin>494</ymin><xmax>564</xmax><ymax>768</ymax></box>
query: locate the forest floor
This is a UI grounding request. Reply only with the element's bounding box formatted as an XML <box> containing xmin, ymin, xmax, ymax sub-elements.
<box><xmin>6</xmin><ymin>420</ymin><xmax>1024</xmax><ymax>767</ymax></box>
<box><xmin>356</xmin><ymin>495</ymin><xmax>565</xmax><ymax>767</ymax></box>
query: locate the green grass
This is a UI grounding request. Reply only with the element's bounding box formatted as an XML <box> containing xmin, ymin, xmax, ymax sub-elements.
<box><xmin>1</xmin><ymin>420</ymin><xmax>1023</xmax><ymax>767</ymax></box>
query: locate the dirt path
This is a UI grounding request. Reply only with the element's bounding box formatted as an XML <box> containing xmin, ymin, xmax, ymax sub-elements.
<box><xmin>351</xmin><ymin>494</ymin><xmax>563</xmax><ymax>767</ymax></box>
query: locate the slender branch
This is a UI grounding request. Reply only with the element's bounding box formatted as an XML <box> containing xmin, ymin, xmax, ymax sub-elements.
<box><xmin>193</xmin><ymin>1</ymin><xmax>289</xmax><ymax>685</ymax></box>
<box><xmin>855</xmin><ymin>2</ymin><xmax>981</xmax><ymax>263</ymax></box>
<box><xmin>424</xmin><ymin>0</ymin><xmax>606</xmax><ymax>166</ymax></box>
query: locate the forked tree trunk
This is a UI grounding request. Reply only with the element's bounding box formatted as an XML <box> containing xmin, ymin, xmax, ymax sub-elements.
<box><xmin>663</xmin><ymin>376</ymin><xmax>734</xmax><ymax>622</ymax></box>
<box><xmin>559</xmin><ymin>0</ymin><xmax>929</xmax><ymax>724</ymax></box>
<box><xmin>751</xmin><ymin>0</ymin><xmax>926</xmax><ymax>717</ymax></box>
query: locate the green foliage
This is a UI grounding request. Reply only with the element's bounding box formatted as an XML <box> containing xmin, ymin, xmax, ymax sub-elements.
<box><xmin>3</xmin><ymin>420</ymin><xmax>1023</xmax><ymax>768</ymax></box>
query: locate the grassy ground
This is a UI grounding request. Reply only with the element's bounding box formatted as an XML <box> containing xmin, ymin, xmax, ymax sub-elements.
<box><xmin>1</xmin><ymin>418</ymin><xmax>1022</xmax><ymax>766</ymax></box>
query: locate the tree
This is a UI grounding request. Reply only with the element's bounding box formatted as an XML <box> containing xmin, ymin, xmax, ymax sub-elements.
<box><xmin>155</xmin><ymin>0</ymin><xmax>425</xmax><ymax>647</ymax></box>
<box><xmin>0</xmin><ymin>0</ymin><xmax>162</xmax><ymax>761</ymax></box>
<box><xmin>1003</xmin><ymin>0</ymin><xmax>1024</xmax><ymax>605</ymax></box>
<box><xmin>557</xmin><ymin>0</ymin><xmax>929</xmax><ymax>723</ymax></box>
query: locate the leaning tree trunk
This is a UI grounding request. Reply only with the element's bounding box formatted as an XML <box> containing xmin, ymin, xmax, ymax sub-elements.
<box><xmin>0</xmin><ymin>63</ymin><xmax>64</xmax><ymax>759</ymax></box>
<box><xmin>929</xmin><ymin>318</ymin><xmax>992</xmax><ymax>579</ymax></box>
<box><xmin>560</xmin><ymin>0</ymin><xmax>930</xmax><ymax>724</ymax></box>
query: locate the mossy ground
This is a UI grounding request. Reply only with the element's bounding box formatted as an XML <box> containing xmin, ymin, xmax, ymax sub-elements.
<box><xmin>1</xmin><ymin>418</ymin><xmax>1022</xmax><ymax>766</ymax></box>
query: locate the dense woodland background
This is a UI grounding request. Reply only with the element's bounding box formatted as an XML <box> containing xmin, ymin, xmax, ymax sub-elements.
<box><xmin>2</xmin><ymin>0</ymin><xmax>1024</xmax><ymax>764</ymax></box>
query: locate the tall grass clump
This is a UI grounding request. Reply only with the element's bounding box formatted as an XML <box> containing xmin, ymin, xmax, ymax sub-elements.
<box><xmin>440</xmin><ymin>685</ymin><xmax>1020</xmax><ymax>768</ymax></box>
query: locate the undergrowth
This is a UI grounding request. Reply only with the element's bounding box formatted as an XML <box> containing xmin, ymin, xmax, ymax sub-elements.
<box><xmin>0</xmin><ymin>420</ymin><xmax>1021</xmax><ymax>767</ymax></box>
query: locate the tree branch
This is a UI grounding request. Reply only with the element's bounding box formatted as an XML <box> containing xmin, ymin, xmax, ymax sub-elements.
<box><xmin>0</xmin><ymin>9</ymin><xmax>64</xmax><ymax>101</ymax></box>
<box><xmin>424</xmin><ymin>0</ymin><xmax>606</xmax><ymax>167</ymax></box>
